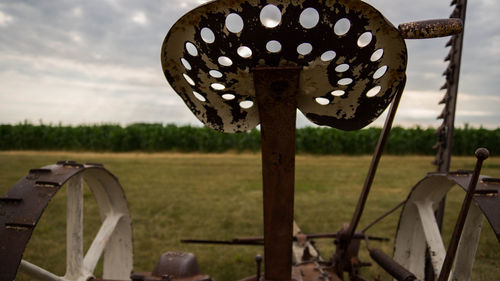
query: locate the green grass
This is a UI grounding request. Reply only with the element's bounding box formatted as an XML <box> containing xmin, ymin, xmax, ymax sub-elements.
<box><xmin>0</xmin><ymin>151</ymin><xmax>499</xmax><ymax>280</ymax></box>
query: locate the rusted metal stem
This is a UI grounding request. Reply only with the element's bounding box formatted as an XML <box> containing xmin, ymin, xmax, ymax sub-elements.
<box><xmin>254</xmin><ymin>66</ymin><xmax>301</xmax><ymax>281</ymax></box>
<box><xmin>346</xmin><ymin>79</ymin><xmax>406</xmax><ymax>245</ymax></box>
<box><xmin>181</xmin><ymin>239</ymin><xmax>264</xmax><ymax>246</ymax></box>
<box><xmin>182</xmin><ymin>232</ymin><xmax>388</xmax><ymax>246</ymax></box>
<box><xmin>256</xmin><ymin>254</ymin><xmax>262</xmax><ymax>281</ymax></box>
<box><xmin>399</xmin><ymin>18</ymin><xmax>463</xmax><ymax>39</ymax></box>
<box><xmin>437</xmin><ymin>148</ymin><xmax>489</xmax><ymax>281</ymax></box>
<box><xmin>306</xmin><ymin>232</ymin><xmax>389</xmax><ymax>241</ymax></box>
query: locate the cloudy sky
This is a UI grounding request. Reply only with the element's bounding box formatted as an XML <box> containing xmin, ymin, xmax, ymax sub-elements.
<box><xmin>0</xmin><ymin>0</ymin><xmax>498</xmax><ymax>129</ymax></box>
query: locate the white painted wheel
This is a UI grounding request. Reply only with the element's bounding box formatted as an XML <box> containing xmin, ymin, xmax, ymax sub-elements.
<box><xmin>18</xmin><ymin>167</ymin><xmax>133</xmax><ymax>281</ymax></box>
<box><xmin>393</xmin><ymin>174</ymin><xmax>487</xmax><ymax>281</ymax></box>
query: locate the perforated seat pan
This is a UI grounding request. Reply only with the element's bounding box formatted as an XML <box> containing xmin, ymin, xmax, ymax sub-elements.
<box><xmin>161</xmin><ymin>0</ymin><xmax>407</xmax><ymax>133</ymax></box>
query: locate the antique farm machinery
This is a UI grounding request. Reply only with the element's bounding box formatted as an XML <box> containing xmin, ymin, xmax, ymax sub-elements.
<box><xmin>1</xmin><ymin>0</ymin><xmax>498</xmax><ymax>281</ymax></box>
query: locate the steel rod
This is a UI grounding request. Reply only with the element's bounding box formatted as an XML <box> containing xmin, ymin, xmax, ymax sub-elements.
<box><xmin>181</xmin><ymin>233</ymin><xmax>388</xmax><ymax>246</ymax></box>
<box><xmin>181</xmin><ymin>239</ymin><xmax>264</xmax><ymax>246</ymax></box>
<box><xmin>360</xmin><ymin>200</ymin><xmax>406</xmax><ymax>233</ymax></box>
<box><xmin>19</xmin><ymin>260</ymin><xmax>67</xmax><ymax>281</ymax></box>
<box><xmin>346</xmin><ymin>79</ymin><xmax>406</xmax><ymax>244</ymax></box>
<box><xmin>437</xmin><ymin>148</ymin><xmax>489</xmax><ymax>281</ymax></box>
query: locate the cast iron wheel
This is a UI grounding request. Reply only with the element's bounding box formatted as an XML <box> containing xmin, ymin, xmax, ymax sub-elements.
<box><xmin>0</xmin><ymin>161</ymin><xmax>133</xmax><ymax>281</ymax></box>
<box><xmin>393</xmin><ymin>172</ymin><xmax>500</xmax><ymax>281</ymax></box>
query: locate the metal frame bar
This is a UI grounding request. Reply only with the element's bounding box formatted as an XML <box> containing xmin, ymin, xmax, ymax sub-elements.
<box><xmin>254</xmin><ymin>66</ymin><xmax>301</xmax><ymax>281</ymax></box>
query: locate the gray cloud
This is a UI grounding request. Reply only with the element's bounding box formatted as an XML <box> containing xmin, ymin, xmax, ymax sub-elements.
<box><xmin>0</xmin><ymin>0</ymin><xmax>498</xmax><ymax>129</ymax></box>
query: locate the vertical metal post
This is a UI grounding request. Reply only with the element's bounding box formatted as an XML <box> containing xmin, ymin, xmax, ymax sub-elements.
<box><xmin>253</xmin><ymin>66</ymin><xmax>301</xmax><ymax>281</ymax></box>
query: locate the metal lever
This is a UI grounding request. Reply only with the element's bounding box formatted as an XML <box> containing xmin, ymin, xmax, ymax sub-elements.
<box><xmin>255</xmin><ymin>254</ymin><xmax>262</xmax><ymax>281</ymax></box>
<box><xmin>181</xmin><ymin>232</ymin><xmax>389</xmax><ymax>246</ymax></box>
<box><xmin>437</xmin><ymin>148</ymin><xmax>489</xmax><ymax>281</ymax></box>
<box><xmin>399</xmin><ymin>18</ymin><xmax>463</xmax><ymax>39</ymax></box>
<box><xmin>345</xmin><ymin>84</ymin><xmax>406</xmax><ymax>253</ymax></box>
<box><xmin>368</xmin><ymin>248</ymin><xmax>418</xmax><ymax>281</ymax></box>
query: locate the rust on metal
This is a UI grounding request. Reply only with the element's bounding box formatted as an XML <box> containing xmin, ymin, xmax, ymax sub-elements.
<box><xmin>254</xmin><ymin>66</ymin><xmax>300</xmax><ymax>281</ymax></box>
<box><xmin>398</xmin><ymin>18</ymin><xmax>463</xmax><ymax>39</ymax></box>
<box><xmin>294</xmin><ymin>262</ymin><xmax>339</xmax><ymax>281</ymax></box>
<box><xmin>57</xmin><ymin>160</ymin><xmax>85</xmax><ymax>168</ymax></box>
<box><xmin>238</xmin><ymin>261</ymin><xmax>342</xmax><ymax>281</ymax></box>
<box><xmin>0</xmin><ymin>162</ymin><xmax>127</xmax><ymax>281</ymax></box>
<box><xmin>330</xmin><ymin>224</ymin><xmax>374</xmax><ymax>280</ymax></box>
<box><xmin>161</xmin><ymin>0</ymin><xmax>407</xmax><ymax>132</ymax></box>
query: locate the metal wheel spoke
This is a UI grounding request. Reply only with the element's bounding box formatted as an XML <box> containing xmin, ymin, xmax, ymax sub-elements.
<box><xmin>449</xmin><ymin>203</ymin><xmax>484</xmax><ymax>281</ymax></box>
<box><xmin>65</xmin><ymin>176</ymin><xmax>84</xmax><ymax>279</ymax></box>
<box><xmin>19</xmin><ymin>259</ymin><xmax>68</xmax><ymax>281</ymax></box>
<box><xmin>415</xmin><ymin>201</ymin><xmax>446</xmax><ymax>274</ymax></box>
<box><xmin>83</xmin><ymin>213</ymin><xmax>123</xmax><ymax>274</ymax></box>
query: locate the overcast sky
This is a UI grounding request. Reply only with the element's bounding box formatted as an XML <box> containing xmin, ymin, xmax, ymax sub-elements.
<box><xmin>0</xmin><ymin>0</ymin><xmax>498</xmax><ymax>129</ymax></box>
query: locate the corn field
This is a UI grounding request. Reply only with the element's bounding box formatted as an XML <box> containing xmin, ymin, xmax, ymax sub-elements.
<box><xmin>0</xmin><ymin>123</ymin><xmax>498</xmax><ymax>155</ymax></box>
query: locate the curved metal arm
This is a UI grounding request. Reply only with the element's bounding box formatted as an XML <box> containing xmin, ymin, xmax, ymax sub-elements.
<box><xmin>399</xmin><ymin>18</ymin><xmax>463</xmax><ymax>39</ymax></box>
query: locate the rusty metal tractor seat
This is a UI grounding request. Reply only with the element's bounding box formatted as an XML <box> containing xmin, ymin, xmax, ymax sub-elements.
<box><xmin>161</xmin><ymin>0</ymin><xmax>408</xmax><ymax>133</ymax></box>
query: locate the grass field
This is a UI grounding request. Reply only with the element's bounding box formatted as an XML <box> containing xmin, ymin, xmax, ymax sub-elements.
<box><xmin>0</xmin><ymin>151</ymin><xmax>499</xmax><ymax>280</ymax></box>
